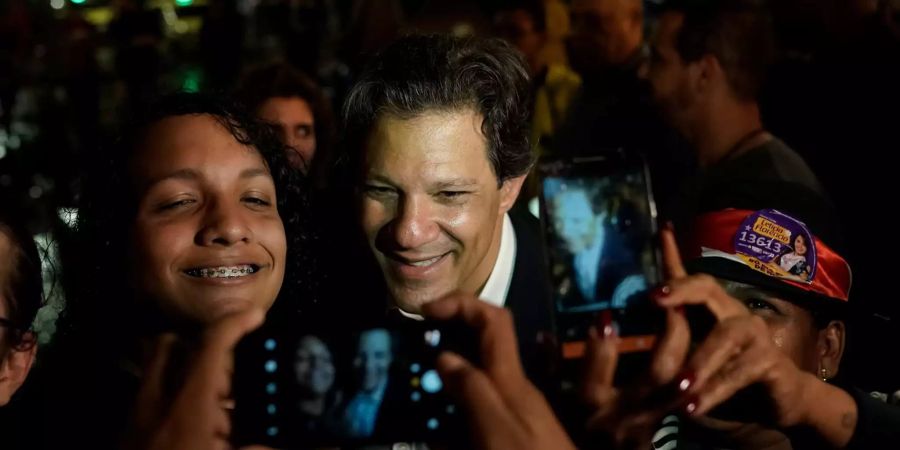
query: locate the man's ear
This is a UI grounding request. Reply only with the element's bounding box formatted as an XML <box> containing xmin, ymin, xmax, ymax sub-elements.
<box><xmin>689</xmin><ymin>53</ymin><xmax>724</xmax><ymax>96</ymax></box>
<box><xmin>499</xmin><ymin>174</ymin><xmax>527</xmax><ymax>213</ymax></box>
<box><xmin>0</xmin><ymin>333</ymin><xmax>38</xmax><ymax>406</ymax></box>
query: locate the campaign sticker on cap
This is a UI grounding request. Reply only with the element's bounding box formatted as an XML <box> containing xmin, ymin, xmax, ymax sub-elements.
<box><xmin>732</xmin><ymin>209</ymin><xmax>817</xmax><ymax>283</ymax></box>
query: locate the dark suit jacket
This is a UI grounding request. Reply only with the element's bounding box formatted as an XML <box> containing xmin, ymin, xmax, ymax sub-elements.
<box><xmin>555</xmin><ymin>224</ymin><xmax>641</xmax><ymax>310</ymax></box>
<box><xmin>327</xmin><ymin>373</ymin><xmax>410</xmax><ymax>442</ymax></box>
<box><xmin>505</xmin><ymin>210</ymin><xmax>555</xmax><ymax>385</ymax></box>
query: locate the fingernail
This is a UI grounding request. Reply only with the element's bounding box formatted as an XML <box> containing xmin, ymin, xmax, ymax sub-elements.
<box><xmin>674</xmin><ymin>305</ymin><xmax>685</xmax><ymax>315</ymax></box>
<box><xmin>665</xmin><ymin>221</ymin><xmax>675</xmax><ymax>231</ymax></box>
<box><xmin>597</xmin><ymin>311</ymin><xmax>617</xmax><ymax>339</ymax></box>
<box><xmin>651</xmin><ymin>285</ymin><xmax>671</xmax><ymax>301</ymax></box>
<box><xmin>676</xmin><ymin>370</ymin><xmax>695</xmax><ymax>392</ymax></box>
<box><xmin>588</xmin><ymin>326</ymin><xmax>599</xmax><ymax>340</ymax></box>
<box><xmin>603</xmin><ymin>322</ymin><xmax>618</xmax><ymax>339</ymax></box>
<box><xmin>437</xmin><ymin>351</ymin><xmax>466</xmax><ymax>371</ymax></box>
<box><xmin>684</xmin><ymin>396</ymin><xmax>700</xmax><ymax>415</ymax></box>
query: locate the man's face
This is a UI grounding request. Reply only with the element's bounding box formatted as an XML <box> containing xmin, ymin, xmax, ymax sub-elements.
<box><xmin>551</xmin><ymin>190</ymin><xmax>600</xmax><ymax>253</ymax></box>
<box><xmin>353</xmin><ymin>329</ymin><xmax>392</xmax><ymax>393</ymax></box>
<box><xmin>360</xmin><ymin>109</ymin><xmax>522</xmax><ymax>313</ymax></box>
<box><xmin>567</xmin><ymin>0</ymin><xmax>644</xmax><ymax>73</ymax></box>
<box><xmin>257</xmin><ymin>96</ymin><xmax>316</xmax><ymax>172</ymax></box>
<box><xmin>294</xmin><ymin>336</ymin><xmax>335</xmax><ymax>397</ymax></box>
<box><xmin>131</xmin><ymin>115</ymin><xmax>287</xmax><ymax>325</ymax></box>
<box><xmin>644</xmin><ymin>12</ymin><xmax>697</xmax><ymax>133</ymax></box>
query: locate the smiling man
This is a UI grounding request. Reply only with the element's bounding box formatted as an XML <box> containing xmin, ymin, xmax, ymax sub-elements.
<box><xmin>341</xmin><ymin>34</ymin><xmax>552</xmax><ymax>378</ymax></box>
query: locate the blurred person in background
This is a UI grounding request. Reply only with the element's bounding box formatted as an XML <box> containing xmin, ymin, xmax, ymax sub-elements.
<box><xmin>236</xmin><ymin>62</ymin><xmax>336</xmax><ymax>189</ymax></box>
<box><xmin>494</xmin><ymin>0</ymin><xmax>581</xmax><ymax>211</ymax></box>
<box><xmin>643</xmin><ymin>0</ymin><xmax>838</xmax><ymax>241</ymax></box>
<box><xmin>494</xmin><ymin>0</ymin><xmax>581</xmax><ymax>154</ymax></box>
<box><xmin>556</xmin><ymin>0</ymin><xmax>693</xmax><ymax>216</ymax></box>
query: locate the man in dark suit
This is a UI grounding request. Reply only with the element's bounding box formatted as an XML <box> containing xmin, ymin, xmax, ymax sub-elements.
<box><xmin>339</xmin><ymin>34</ymin><xmax>553</xmax><ymax>383</ymax></box>
<box><xmin>336</xmin><ymin>328</ymin><xmax>410</xmax><ymax>440</ymax></box>
<box><xmin>546</xmin><ymin>184</ymin><xmax>645</xmax><ymax>311</ymax></box>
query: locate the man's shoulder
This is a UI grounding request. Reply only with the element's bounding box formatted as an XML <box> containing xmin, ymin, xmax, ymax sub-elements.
<box><xmin>508</xmin><ymin>207</ymin><xmax>541</xmax><ymax>239</ymax></box>
<box><xmin>724</xmin><ymin>137</ymin><xmax>824</xmax><ymax>193</ymax></box>
<box><xmin>505</xmin><ymin>209</ymin><xmax>551</xmax><ymax>305</ymax></box>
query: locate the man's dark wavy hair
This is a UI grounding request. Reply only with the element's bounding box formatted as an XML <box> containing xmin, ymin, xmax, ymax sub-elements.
<box><xmin>341</xmin><ymin>33</ymin><xmax>534</xmax><ymax>185</ymax></box>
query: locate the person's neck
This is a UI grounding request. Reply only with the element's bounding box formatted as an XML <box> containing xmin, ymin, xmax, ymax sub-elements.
<box><xmin>691</xmin><ymin>99</ymin><xmax>766</xmax><ymax>168</ymax></box>
<box><xmin>298</xmin><ymin>397</ymin><xmax>326</xmax><ymax>416</ymax></box>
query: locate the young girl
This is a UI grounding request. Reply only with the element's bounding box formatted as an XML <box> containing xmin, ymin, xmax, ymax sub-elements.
<box><xmin>41</xmin><ymin>93</ymin><xmax>318</xmax><ymax>449</ymax></box>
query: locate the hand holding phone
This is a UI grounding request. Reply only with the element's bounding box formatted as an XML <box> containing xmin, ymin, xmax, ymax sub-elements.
<box><xmin>580</xmin><ymin>229</ymin><xmax>691</xmax><ymax>447</ymax></box>
<box><xmin>231</xmin><ymin>315</ymin><xmax>477</xmax><ymax>447</ymax></box>
<box><xmin>423</xmin><ymin>293</ymin><xmax>576</xmax><ymax>450</ymax></box>
<box><xmin>125</xmin><ymin>309</ymin><xmax>265</xmax><ymax>450</ymax></box>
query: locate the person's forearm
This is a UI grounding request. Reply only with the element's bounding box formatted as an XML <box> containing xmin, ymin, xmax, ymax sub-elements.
<box><xmin>799</xmin><ymin>375</ymin><xmax>858</xmax><ymax>448</ymax></box>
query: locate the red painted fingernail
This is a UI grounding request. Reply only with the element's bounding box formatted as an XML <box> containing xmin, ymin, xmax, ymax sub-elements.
<box><xmin>674</xmin><ymin>305</ymin><xmax>685</xmax><ymax>314</ymax></box>
<box><xmin>603</xmin><ymin>322</ymin><xmax>618</xmax><ymax>339</ymax></box>
<box><xmin>664</xmin><ymin>221</ymin><xmax>675</xmax><ymax>232</ymax></box>
<box><xmin>651</xmin><ymin>285</ymin><xmax>671</xmax><ymax>301</ymax></box>
<box><xmin>684</xmin><ymin>396</ymin><xmax>700</xmax><ymax>415</ymax></box>
<box><xmin>676</xmin><ymin>370</ymin><xmax>695</xmax><ymax>392</ymax></box>
<box><xmin>597</xmin><ymin>311</ymin><xmax>617</xmax><ymax>338</ymax></box>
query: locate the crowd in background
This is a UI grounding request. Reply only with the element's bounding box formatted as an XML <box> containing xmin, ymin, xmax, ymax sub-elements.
<box><xmin>1</xmin><ymin>0</ymin><xmax>900</xmax><ymax>448</ymax></box>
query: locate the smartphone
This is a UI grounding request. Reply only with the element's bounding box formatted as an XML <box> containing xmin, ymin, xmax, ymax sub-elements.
<box><xmin>231</xmin><ymin>320</ymin><xmax>476</xmax><ymax>448</ymax></box>
<box><xmin>538</xmin><ymin>150</ymin><xmax>663</xmax><ymax>359</ymax></box>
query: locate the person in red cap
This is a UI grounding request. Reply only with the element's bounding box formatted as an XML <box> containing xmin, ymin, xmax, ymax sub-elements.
<box><xmin>582</xmin><ymin>209</ymin><xmax>900</xmax><ymax>449</ymax></box>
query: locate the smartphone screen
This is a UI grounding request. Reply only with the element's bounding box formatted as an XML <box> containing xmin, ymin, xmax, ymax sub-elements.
<box><xmin>539</xmin><ymin>151</ymin><xmax>662</xmax><ymax>358</ymax></box>
<box><xmin>232</xmin><ymin>321</ymin><xmax>472</xmax><ymax>448</ymax></box>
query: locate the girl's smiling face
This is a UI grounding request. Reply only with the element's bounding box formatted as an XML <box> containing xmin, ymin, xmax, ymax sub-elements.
<box><xmin>130</xmin><ymin>114</ymin><xmax>287</xmax><ymax>325</ymax></box>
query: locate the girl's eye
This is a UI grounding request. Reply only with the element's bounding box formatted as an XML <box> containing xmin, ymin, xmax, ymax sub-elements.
<box><xmin>159</xmin><ymin>199</ymin><xmax>195</xmax><ymax>211</ymax></box>
<box><xmin>243</xmin><ymin>196</ymin><xmax>271</xmax><ymax>207</ymax></box>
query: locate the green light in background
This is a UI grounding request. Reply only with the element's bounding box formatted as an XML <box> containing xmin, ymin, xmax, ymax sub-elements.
<box><xmin>175</xmin><ymin>0</ymin><xmax>192</xmax><ymax>6</ymax></box>
<box><xmin>70</xmin><ymin>0</ymin><xmax>86</xmax><ymax>4</ymax></box>
<box><xmin>181</xmin><ymin>69</ymin><xmax>202</xmax><ymax>93</ymax></box>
